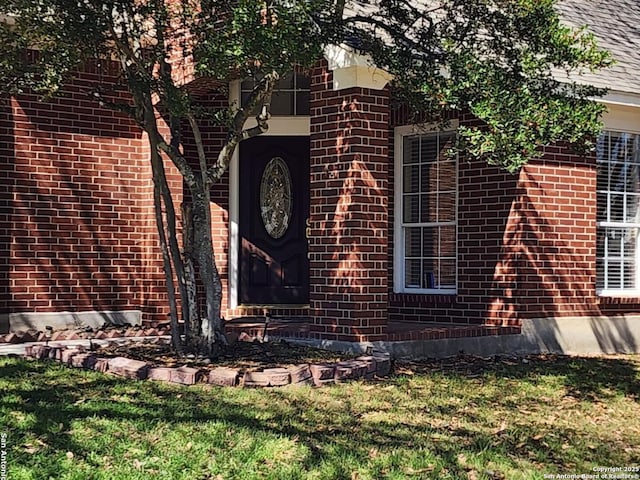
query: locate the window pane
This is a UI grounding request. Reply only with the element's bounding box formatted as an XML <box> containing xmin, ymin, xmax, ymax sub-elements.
<box><xmin>241</xmin><ymin>78</ymin><xmax>255</xmax><ymax>90</ymax></box>
<box><xmin>438</xmin><ymin>160</ymin><xmax>456</xmax><ymax>191</ymax></box>
<box><xmin>596</xmin><ymin>162</ymin><xmax>609</xmax><ymax>191</ymax></box>
<box><xmin>403</xmin><ymin>137</ymin><xmax>420</xmax><ymax>164</ymax></box>
<box><xmin>405</xmin><ymin>259</ymin><xmax>422</xmax><ymax>288</ymax></box>
<box><xmin>608</xmin><ymin>261</ymin><xmax>622</xmax><ymax>289</ymax></box>
<box><xmin>610</xmin><ymin>194</ymin><xmax>625</xmax><ymax>222</ymax></box>
<box><xmin>597</xmin><ymin>192</ymin><xmax>608</xmax><ymax>222</ymax></box>
<box><xmin>626</xmin><ymin>164</ymin><xmax>640</xmax><ymax>193</ymax></box>
<box><xmin>403</xmin><ymin>165</ymin><xmax>420</xmax><ymax>193</ymax></box>
<box><xmin>241</xmin><ymin>73</ymin><xmax>309</xmax><ymax>117</ymax></box>
<box><xmin>276</xmin><ymin>73</ymin><xmax>294</xmax><ymax>89</ymax></box>
<box><xmin>606</xmin><ymin>228</ymin><xmax>622</xmax><ymax>256</ymax></box>
<box><xmin>439</xmin><ymin>192</ymin><xmax>456</xmax><ymax>222</ymax></box>
<box><xmin>624</xmin><ymin>228</ymin><xmax>637</xmax><ymax>257</ymax></box>
<box><xmin>624</xmin><ymin>261</ymin><xmax>636</xmax><ymax>289</ymax></box>
<box><xmin>439</xmin><ymin>226</ymin><xmax>456</xmax><ymax>257</ymax></box>
<box><xmin>295</xmin><ymin>90</ymin><xmax>310</xmax><ymax>115</ymax></box>
<box><xmin>597</xmin><ymin>230</ymin><xmax>605</xmax><ymax>258</ymax></box>
<box><xmin>421</xmin><ymin>136</ymin><xmax>438</xmax><ymax>163</ymax></box>
<box><xmin>421</xmin><ymin>259</ymin><xmax>436</xmax><ymax>288</ymax></box>
<box><xmin>270</xmin><ymin>91</ymin><xmax>294</xmax><ymax>115</ymax></box>
<box><xmin>403</xmin><ymin>194</ymin><xmax>420</xmax><ymax>223</ymax></box>
<box><xmin>597</xmin><ymin>209</ymin><xmax>639</xmax><ymax>291</ymax></box>
<box><xmin>400</xmin><ymin>131</ymin><xmax>457</xmax><ymax>292</ymax></box>
<box><xmin>422</xmin><ymin>227</ymin><xmax>437</xmax><ymax>257</ymax></box>
<box><xmin>598</xmin><ymin>130</ymin><xmax>640</xmax><ymax>291</ymax></box>
<box><xmin>420</xmin><ymin>193</ymin><xmax>437</xmax><ymax>223</ymax></box>
<box><xmin>596</xmin><ymin>258</ymin><xmax>605</xmax><ymax>290</ymax></box>
<box><xmin>626</xmin><ymin>193</ymin><xmax>640</xmax><ymax>223</ymax></box>
<box><xmin>295</xmin><ymin>73</ymin><xmax>311</xmax><ymax>89</ymax></box>
<box><xmin>438</xmin><ymin>259</ymin><xmax>457</xmax><ymax>288</ymax></box>
<box><xmin>405</xmin><ymin>228</ymin><xmax>422</xmax><ymax>257</ymax></box>
<box><xmin>421</xmin><ymin>162</ymin><xmax>437</xmax><ymax>192</ymax></box>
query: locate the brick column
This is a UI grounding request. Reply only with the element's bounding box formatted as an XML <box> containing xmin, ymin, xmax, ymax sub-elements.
<box><xmin>308</xmin><ymin>61</ymin><xmax>389</xmax><ymax>342</ymax></box>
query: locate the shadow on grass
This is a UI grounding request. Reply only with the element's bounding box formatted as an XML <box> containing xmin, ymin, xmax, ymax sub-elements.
<box><xmin>398</xmin><ymin>354</ymin><xmax>640</xmax><ymax>401</ymax></box>
<box><xmin>1</xmin><ymin>355</ymin><xmax>639</xmax><ymax>479</ymax></box>
<box><xmin>486</xmin><ymin>354</ymin><xmax>640</xmax><ymax>401</ymax></box>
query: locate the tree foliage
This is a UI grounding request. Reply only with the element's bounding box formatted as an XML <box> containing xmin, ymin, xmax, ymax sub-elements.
<box><xmin>341</xmin><ymin>0</ymin><xmax>611</xmax><ymax>171</ymax></box>
<box><xmin>0</xmin><ymin>0</ymin><xmax>611</xmax><ymax>354</ymax></box>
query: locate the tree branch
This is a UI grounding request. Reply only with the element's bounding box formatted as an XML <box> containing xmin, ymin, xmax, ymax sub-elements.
<box><xmin>345</xmin><ymin>14</ymin><xmax>424</xmax><ymax>51</ymax></box>
<box><xmin>87</xmin><ymin>87</ymin><xmax>140</xmax><ymax>124</ymax></box>
<box><xmin>129</xmin><ymin>78</ymin><xmax>197</xmax><ymax>189</ymax></box>
<box><xmin>186</xmin><ymin>112</ymin><xmax>209</xmax><ymax>188</ymax></box>
<box><xmin>206</xmin><ymin>71</ymin><xmax>279</xmax><ymax>183</ymax></box>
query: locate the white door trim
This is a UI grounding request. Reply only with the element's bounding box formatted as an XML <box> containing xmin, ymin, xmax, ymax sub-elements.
<box><xmin>228</xmin><ymin>80</ymin><xmax>310</xmax><ymax>309</ymax></box>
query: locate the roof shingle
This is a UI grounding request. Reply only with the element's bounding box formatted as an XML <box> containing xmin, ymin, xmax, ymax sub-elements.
<box><xmin>558</xmin><ymin>0</ymin><xmax>640</xmax><ymax>94</ymax></box>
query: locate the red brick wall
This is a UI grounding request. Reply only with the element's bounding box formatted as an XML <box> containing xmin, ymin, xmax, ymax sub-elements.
<box><xmin>0</xmin><ymin>99</ymin><xmax>13</xmax><ymax>313</ymax></box>
<box><xmin>495</xmin><ymin>153</ymin><xmax>599</xmax><ymax>322</ymax></box>
<box><xmin>308</xmin><ymin>61</ymin><xmax>389</xmax><ymax>341</ymax></box>
<box><xmin>0</xmin><ymin>67</ymin><xmax>179</xmax><ymax>325</ymax></box>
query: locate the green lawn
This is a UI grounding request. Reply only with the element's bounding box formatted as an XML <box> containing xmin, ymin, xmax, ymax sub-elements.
<box><xmin>1</xmin><ymin>354</ymin><xmax>639</xmax><ymax>479</ymax></box>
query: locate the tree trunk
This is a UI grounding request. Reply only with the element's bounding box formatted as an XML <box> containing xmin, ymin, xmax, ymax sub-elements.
<box><xmin>149</xmin><ymin>148</ymin><xmax>183</xmax><ymax>353</ymax></box>
<box><xmin>181</xmin><ymin>202</ymin><xmax>202</xmax><ymax>352</ymax></box>
<box><xmin>191</xmin><ymin>192</ymin><xmax>227</xmax><ymax>357</ymax></box>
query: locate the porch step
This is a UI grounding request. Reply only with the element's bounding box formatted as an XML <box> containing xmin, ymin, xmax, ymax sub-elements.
<box><xmin>385</xmin><ymin>322</ymin><xmax>521</xmax><ymax>342</ymax></box>
<box><xmin>224</xmin><ymin>318</ymin><xmax>521</xmax><ymax>342</ymax></box>
<box><xmin>224</xmin><ymin>317</ymin><xmax>310</xmax><ymax>341</ymax></box>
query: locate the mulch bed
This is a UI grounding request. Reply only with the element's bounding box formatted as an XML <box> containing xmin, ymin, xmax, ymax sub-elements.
<box><xmin>96</xmin><ymin>340</ymin><xmax>574</xmax><ymax>376</ymax></box>
<box><xmin>95</xmin><ymin>338</ymin><xmax>359</xmax><ymax>373</ymax></box>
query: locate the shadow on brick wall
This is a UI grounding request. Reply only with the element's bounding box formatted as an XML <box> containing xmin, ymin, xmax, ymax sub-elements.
<box><xmin>488</xmin><ymin>169</ymin><xmax>599</xmax><ymax>322</ymax></box>
<box><xmin>488</xmin><ymin>160</ymin><xmax>640</xmax><ymax>354</ymax></box>
<box><xmin>3</xmin><ymin>83</ymin><xmax>154</xmax><ymax>326</ymax></box>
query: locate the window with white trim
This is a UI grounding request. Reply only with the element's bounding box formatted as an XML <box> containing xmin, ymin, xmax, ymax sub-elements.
<box><xmin>241</xmin><ymin>72</ymin><xmax>310</xmax><ymax>116</ymax></box>
<box><xmin>596</xmin><ymin>130</ymin><xmax>640</xmax><ymax>294</ymax></box>
<box><xmin>395</xmin><ymin>128</ymin><xmax>457</xmax><ymax>294</ymax></box>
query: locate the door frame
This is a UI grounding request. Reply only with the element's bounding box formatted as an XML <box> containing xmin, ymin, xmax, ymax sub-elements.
<box><xmin>228</xmin><ymin>80</ymin><xmax>311</xmax><ymax>309</ymax></box>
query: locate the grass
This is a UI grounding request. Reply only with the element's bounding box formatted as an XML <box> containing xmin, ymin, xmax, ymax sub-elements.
<box><xmin>1</xmin><ymin>355</ymin><xmax>639</xmax><ymax>479</ymax></box>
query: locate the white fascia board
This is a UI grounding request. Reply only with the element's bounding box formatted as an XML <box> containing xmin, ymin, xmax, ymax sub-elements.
<box><xmin>323</xmin><ymin>44</ymin><xmax>394</xmax><ymax>91</ymax></box>
<box><xmin>596</xmin><ymin>91</ymin><xmax>640</xmax><ymax>108</ymax></box>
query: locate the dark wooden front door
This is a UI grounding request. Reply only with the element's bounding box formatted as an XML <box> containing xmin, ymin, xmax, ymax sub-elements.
<box><xmin>239</xmin><ymin>136</ymin><xmax>310</xmax><ymax>305</ymax></box>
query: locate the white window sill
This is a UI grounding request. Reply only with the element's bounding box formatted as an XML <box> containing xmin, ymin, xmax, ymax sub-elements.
<box><xmin>396</xmin><ymin>289</ymin><xmax>457</xmax><ymax>295</ymax></box>
<box><xmin>597</xmin><ymin>290</ymin><xmax>640</xmax><ymax>298</ymax></box>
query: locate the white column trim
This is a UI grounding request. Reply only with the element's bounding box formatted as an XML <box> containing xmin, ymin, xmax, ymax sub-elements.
<box><xmin>323</xmin><ymin>44</ymin><xmax>393</xmax><ymax>91</ymax></box>
<box><xmin>228</xmin><ymin>80</ymin><xmax>241</xmax><ymax>309</ymax></box>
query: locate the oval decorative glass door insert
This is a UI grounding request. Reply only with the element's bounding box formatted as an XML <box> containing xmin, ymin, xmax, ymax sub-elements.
<box><xmin>260</xmin><ymin>157</ymin><xmax>293</xmax><ymax>239</ymax></box>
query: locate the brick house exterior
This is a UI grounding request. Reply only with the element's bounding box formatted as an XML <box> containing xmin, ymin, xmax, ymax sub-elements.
<box><xmin>0</xmin><ymin>65</ymin><xmax>180</xmax><ymax>329</ymax></box>
<box><xmin>2</xmin><ymin>1</ymin><xmax>640</xmax><ymax>355</ymax></box>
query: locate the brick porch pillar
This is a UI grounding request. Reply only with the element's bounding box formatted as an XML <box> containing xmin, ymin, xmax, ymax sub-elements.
<box><xmin>308</xmin><ymin>55</ymin><xmax>391</xmax><ymax>342</ymax></box>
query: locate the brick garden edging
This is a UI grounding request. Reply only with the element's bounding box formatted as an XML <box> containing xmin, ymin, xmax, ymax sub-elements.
<box><xmin>1</xmin><ymin>327</ymin><xmax>172</xmax><ymax>345</ymax></box>
<box><xmin>22</xmin><ymin>344</ymin><xmax>392</xmax><ymax>388</ymax></box>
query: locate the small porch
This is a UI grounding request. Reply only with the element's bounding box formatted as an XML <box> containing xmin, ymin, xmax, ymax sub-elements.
<box><xmin>224</xmin><ymin>317</ymin><xmax>521</xmax><ymax>345</ymax></box>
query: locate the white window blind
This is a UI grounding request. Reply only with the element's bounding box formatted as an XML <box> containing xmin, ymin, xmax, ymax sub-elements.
<box><xmin>398</xmin><ymin>131</ymin><xmax>457</xmax><ymax>293</ymax></box>
<box><xmin>596</xmin><ymin>130</ymin><xmax>640</xmax><ymax>294</ymax></box>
